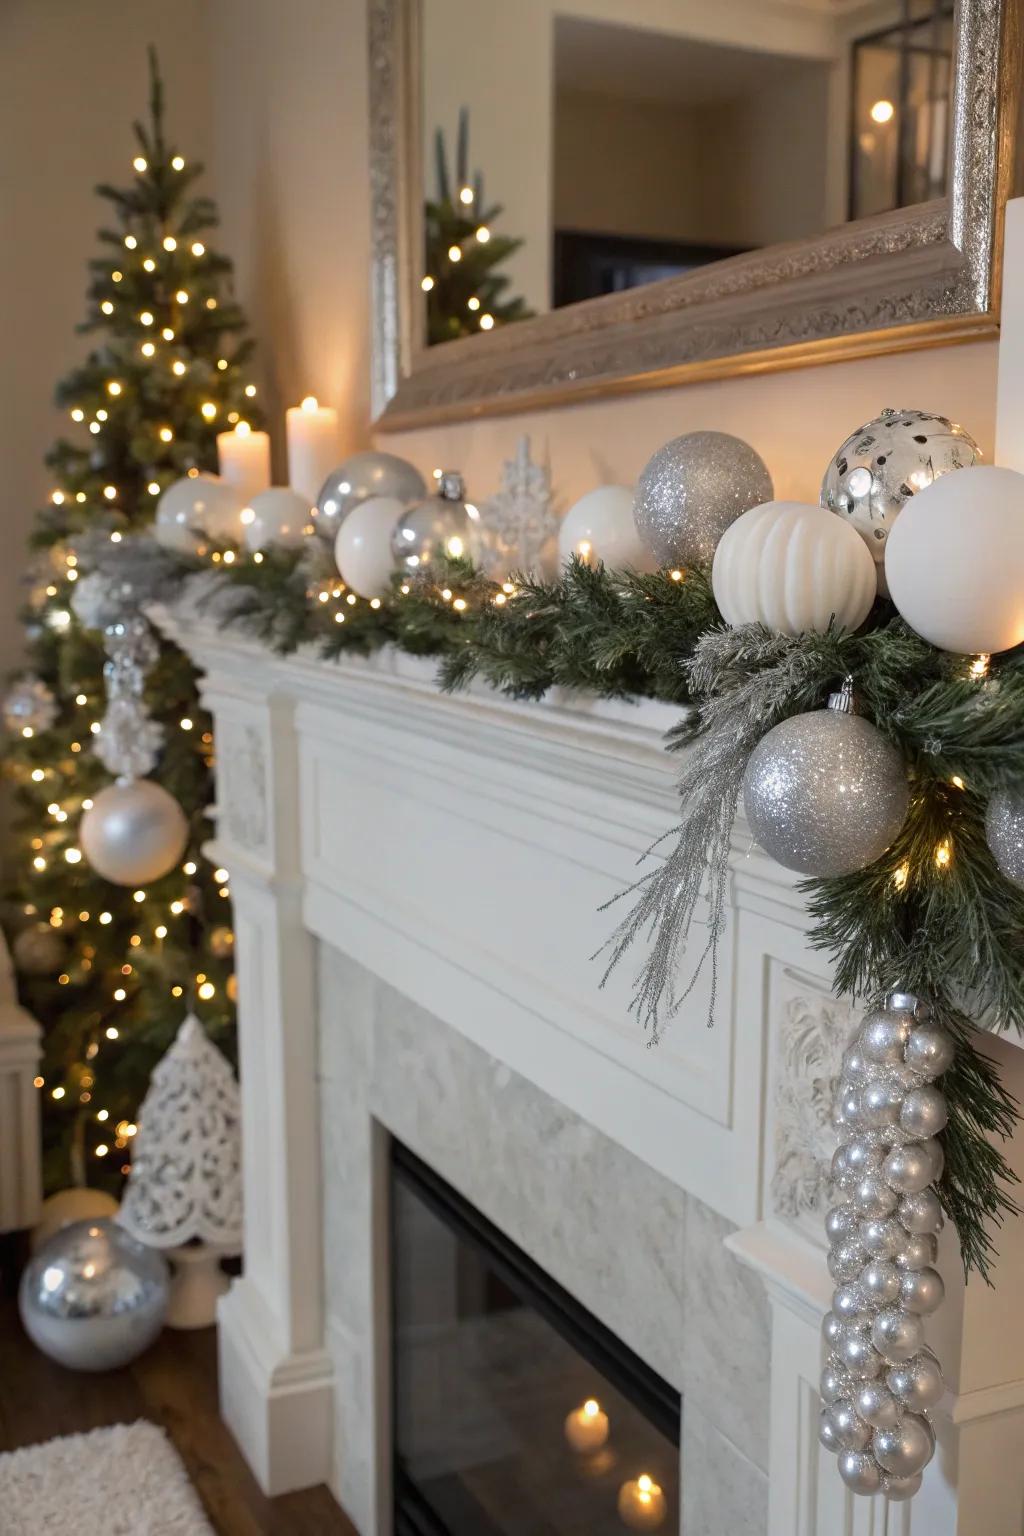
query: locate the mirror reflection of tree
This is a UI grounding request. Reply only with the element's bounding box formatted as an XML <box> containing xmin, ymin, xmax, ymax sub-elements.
<box><xmin>423</xmin><ymin>109</ymin><xmax>533</xmax><ymax>346</ymax></box>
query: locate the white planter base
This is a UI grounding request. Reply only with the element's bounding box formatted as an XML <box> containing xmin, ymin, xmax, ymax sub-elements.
<box><xmin>165</xmin><ymin>1244</ymin><xmax>232</xmax><ymax>1330</ymax></box>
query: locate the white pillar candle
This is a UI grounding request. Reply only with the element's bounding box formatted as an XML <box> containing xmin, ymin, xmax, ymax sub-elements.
<box><xmin>563</xmin><ymin>1398</ymin><xmax>609</xmax><ymax>1453</ymax></box>
<box><xmin>217</xmin><ymin>422</ymin><xmax>271</xmax><ymax>506</ymax></box>
<box><xmin>286</xmin><ymin>395</ymin><xmax>339</xmax><ymax>504</ymax></box>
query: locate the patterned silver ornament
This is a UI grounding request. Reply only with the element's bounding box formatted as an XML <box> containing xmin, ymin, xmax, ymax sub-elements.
<box><xmin>3</xmin><ymin>675</ymin><xmax>57</xmax><ymax>736</ymax></box>
<box><xmin>313</xmin><ymin>451</ymin><xmax>427</xmax><ymax>543</ymax></box>
<box><xmin>390</xmin><ymin>472</ymin><xmax>482</xmax><ymax>573</ymax></box>
<box><xmin>18</xmin><ymin>1217</ymin><xmax>169</xmax><ymax>1371</ymax></box>
<box><xmin>820</xmin><ymin>408</ymin><xmax>980</xmax><ymax>588</ymax></box>
<box><xmin>633</xmin><ymin>430</ymin><xmax>773</xmax><ymax>568</ymax></box>
<box><xmin>985</xmin><ymin>786</ymin><xmax>1024</xmax><ymax>889</ymax></box>
<box><xmin>741</xmin><ymin>679</ymin><xmax>909</xmax><ymax>878</ymax></box>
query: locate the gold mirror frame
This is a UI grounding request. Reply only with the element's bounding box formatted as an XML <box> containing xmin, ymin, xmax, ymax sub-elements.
<box><xmin>369</xmin><ymin>0</ymin><xmax>1020</xmax><ymax>431</ymax></box>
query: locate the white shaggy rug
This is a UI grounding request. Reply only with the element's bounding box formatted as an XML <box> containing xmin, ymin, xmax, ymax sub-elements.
<box><xmin>0</xmin><ymin>1421</ymin><xmax>214</xmax><ymax>1535</ymax></box>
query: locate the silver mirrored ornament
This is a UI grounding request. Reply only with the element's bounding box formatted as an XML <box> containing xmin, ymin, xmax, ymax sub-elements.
<box><xmin>887</xmin><ymin>1353</ymin><xmax>945</xmax><ymax>1412</ymax></box>
<box><xmin>820</xmin><ymin>408</ymin><xmax>980</xmax><ymax>590</ymax></box>
<box><xmin>390</xmin><ymin>472</ymin><xmax>482</xmax><ymax>573</ymax></box>
<box><xmin>313</xmin><ymin>451</ymin><xmax>427</xmax><ymax>543</ymax></box>
<box><xmin>19</xmin><ymin>1217</ymin><xmax>169</xmax><ymax>1371</ymax></box>
<box><xmin>837</xmin><ymin>1449</ymin><xmax>882</xmax><ymax>1495</ymax></box>
<box><xmin>633</xmin><ymin>430</ymin><xmax>773</xmax><ymax>568</ymax></box>
<box><xmin>872</xmin><ymin>1308</ymin><xmax>924</xmax><ymax>1364</ymax></box>
<box><xmin>825</xmin><ymin>1204</ymin><xmax>859</xmax><ymax>1242</ymax></box>
<box><xmin>742</xmin><ymin>680</ymin><xmax>909</xmax><ymax>878</ymax></box>
<box><xmin>828</xmin><ymin>1239</ymin><xmax>868</xmax><ymax>1285</ymax></box>
<box><xmin>985</xmin><ymin>786</ymin><xmax>1024</xmax><ymax>889</ymax></box>
<box><xmin>839</xmin><ymin>1332</ymin><xmax>883</xmax><ymax>1378</ymax></box>
<box><xmin>883</xmin><ymin>1142</ymin><xmax>938</xmax><ymax>1196</ymax></box>
<box><xmin>872</xmin><ymin>1414</ymin><xmax>934</xmax><ymax>1478</ymax></box>
<box><xmin>884</xmin><ymin>1472</ymin><xmax>923</xmax><ymax>1502</ymax></box>
<box><xmin>905</xmin><ymin>1024</ymin><xmax>955</xmax><ymax>1080</ymax></box>
<box><xmin>853</xmin><ymin>1175</ymin><xmax>898</xmax><ymax>1220</ymax></box>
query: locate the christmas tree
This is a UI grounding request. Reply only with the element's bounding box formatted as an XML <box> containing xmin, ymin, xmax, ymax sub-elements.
<box><xmin>2</xmin><ymin>52</ymin><xmax>260</xmax><ymax>1193</ymax></box>
<box><xmin>423</xmin><ymin>108</ymin><xmax>532</xmax><ymax>345</ymax></box>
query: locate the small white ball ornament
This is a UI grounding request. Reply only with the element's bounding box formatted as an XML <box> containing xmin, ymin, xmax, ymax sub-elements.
<box><xmin>80</xmin><ymin>778</ymin><xmax>189</xmax><ymax>886</ymax></box>
<box><xmin>712</xmin><ymin>501</ymin><xmax>876</xmax><ymax>636</ymax></box>
<box><xmin>558</xmin><ymin>486</ymin><xmax>656</xmax><ymax>572</ymax></box>
<box><xmin>884</xmin><ymin>464</ymin><xmax>1024</xmax><ymax>654</ymax></box>
<box><xmin>334</xmin><ymin>495</ymin><xmax>404</xmax><ymax>597</ymax></box>
<box><xmin>154</xmin><ymin>474</ymin><xmax>246</xmax><ymax>551</ymax></box>
<box><xmin>242</xmin><ymin>487</ymin><xmax>311</xmax><ymax>551</ymax></box>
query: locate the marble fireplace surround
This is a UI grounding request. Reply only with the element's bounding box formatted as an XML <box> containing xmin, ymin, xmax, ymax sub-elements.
<box><xmin>158</xmin><ymin>607</ymin><xmax>1024</xmax><ymax>1536</ymax></box>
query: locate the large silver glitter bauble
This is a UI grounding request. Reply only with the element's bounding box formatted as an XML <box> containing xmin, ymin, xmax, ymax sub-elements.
<box><xmin>633</xmin><ymin>430</ymin><xmax>773</xmax><ymax>567</ymax></box>
<box><xmin>985</xmin><ymin>786</ymin><xmax>1024</xmax><ymax>889</ymax></box>
<box><xmin>313</xmin><ymin>451</ymin><xmax>427</xmax><ymax>543</ymax></box>
<box><xmin>742</xmin><ymin>694</ymin><xmax>909</xmax><ymax>878</ymax></box>
<box><xmin>390</xmin><ymin>471</ymin><xmax>481</xmax><ymax>574</ymax></box>
<box><xmin>19</xmin><ymin>1218</ymin><xmax>169</xmax><ymax>1371</ymax></box>
<box><xmin>3</xmin><ymin>675</ymin><xmax>57</xmax><ymax>736</ymax></box>
<box><xmin>820</xmin><ymin>408</ymin><xmax>980</xmax><ymax>584</ymax></box>
<box><xmin>80</xmin><ymin>778</ymin><xmax>188</xmax><ymax>886</ymax></box>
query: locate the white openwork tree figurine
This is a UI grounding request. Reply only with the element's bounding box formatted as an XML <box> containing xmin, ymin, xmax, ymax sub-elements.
<box><xmin>118</xmin><ymin>1013</ymin><xmax>242</xmax><ymax>1328</ymax></box>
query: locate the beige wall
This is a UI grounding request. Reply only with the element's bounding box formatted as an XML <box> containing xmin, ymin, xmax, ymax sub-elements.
<box><xmin>0</xmin><ymin>0</ymin><xmax>212</xmax><ymax>680</ymax></box>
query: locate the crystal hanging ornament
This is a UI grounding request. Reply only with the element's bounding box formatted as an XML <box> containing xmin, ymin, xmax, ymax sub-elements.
<box><xmin>476</xmin><ymin>434</ymin><xmax>558</xmax><ymax>578</ymax></box>
<box><xmin>94</xmin><ymin>614</ymin><xmax>164</xmax><ymax>780</ymax></box>
<box><xmin>821</xmin><ymin>992</ymin><xmax>951</xmax><ymax>1502</ymax></box>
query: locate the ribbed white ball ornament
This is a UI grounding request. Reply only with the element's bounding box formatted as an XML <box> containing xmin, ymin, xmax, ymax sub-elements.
<box><xmin>884</xmin><ymin>464</ymin><xmax>1024</xmax><ymax>655</ymax></box>
<box><xmin>334</xmin><ymin>495</ymin><xmax>404</xmax><ymax>597</ymax></box>
<box><xmin>713</xmin><ymin>500</ymin><xmax>877</xmax><ymax>635</ymax></box>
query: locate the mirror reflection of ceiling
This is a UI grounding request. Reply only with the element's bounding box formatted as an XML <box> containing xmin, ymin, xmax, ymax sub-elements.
<box><xmin>421</xmin><ymin>0</ymin><xmax>953</xmax><ymax>344</ymax></box>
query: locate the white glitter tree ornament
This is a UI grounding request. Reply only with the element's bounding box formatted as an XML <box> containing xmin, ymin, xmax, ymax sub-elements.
<box><xmin>118</xmin><ymin>1013</ymin><xmax>242</xmax><ymax>1328</ymax></box>
<box><xmin>476</xmin><ymin>435</ymin><xmax>558</xmax><ymax>578</ymax></box>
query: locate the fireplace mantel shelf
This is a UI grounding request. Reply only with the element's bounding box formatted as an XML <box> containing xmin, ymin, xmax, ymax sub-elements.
<box><xmin>159</xmin><ymin>600</ymin><xmax>1024</xmax><ymax>1536</ymax></box>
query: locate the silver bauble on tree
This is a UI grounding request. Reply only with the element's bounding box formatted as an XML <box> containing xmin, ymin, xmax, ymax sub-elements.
<box><xmin>821</xmin><ymin>992</ymin><xmax>950</xmax><ymax>1503</ymax></box>
<box><xmin>3</xmin><ymin>675</ymin><xmax>57</xmax><ymax>737</ymax></box>
<box><xmin>742</xmin><ymin>679</ymin><xmax>909</xmax><ymax>878</ymax></box>
<box><xmin>633</xmin><ymin>430</ymin><xmax>773</xmax><ymax>568</ymax></box>
<box><xmin>820</xmin><ymin>408</ymin><xmax>980</xmax><ymax>590</ymax></box>
<box><xmin>985</xmin><ymin>785</ymin><xmax>1024</xmax><ymax>889</ymax></box>
<box><xmin>11</xmin><ymin>922</ymin><xmax>66</xmax><ymax>977</ymax></box>
<box><xmin>19</xmin><ymin>1217</ymin><xmax>170</xmax><ymax>1371</ymax></box>
<box><xmin>80</xmin><ymin>778</ymin><xmax>189</xmax><ymax>886</ymax></box>
<box><xmin>391</xmin><ymin>471</ymin><xmax>482</xmax><ymax>573</ymax></box>
<box><xmin>313</xmin><ymin>451</ymin><xmax>427</xmax><ymax>543</ymax></box>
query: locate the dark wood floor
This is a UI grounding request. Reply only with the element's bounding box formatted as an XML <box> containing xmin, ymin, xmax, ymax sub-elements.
<box><xmin>0</xmin><ymin>1295</ymin><xmax>357</xmax><ymax>1536</ymax></box>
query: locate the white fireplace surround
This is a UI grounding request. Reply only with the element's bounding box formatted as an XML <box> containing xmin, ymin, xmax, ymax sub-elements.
<box><xmin>157</xmin><ymin>603</ymin><xmax>1024</xmax><ymax>1536</ymax></box>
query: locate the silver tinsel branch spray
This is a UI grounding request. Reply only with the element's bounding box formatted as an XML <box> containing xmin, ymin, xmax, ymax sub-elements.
<box><xmin>821</xmin><ymin>992</ymin><xmax>951</xmax><ymax>1499</ymax></box>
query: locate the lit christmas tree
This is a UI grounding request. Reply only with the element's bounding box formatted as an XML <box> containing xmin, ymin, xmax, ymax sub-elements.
<box><xmin>423</xmin><ymin>109</ymin><xmax>532</xmax><ymax>345</ymax></box>
<box><xmin>2</xmin><ymin>52</ymin><xmax>261</xmax><ymax>1192</ymax></box>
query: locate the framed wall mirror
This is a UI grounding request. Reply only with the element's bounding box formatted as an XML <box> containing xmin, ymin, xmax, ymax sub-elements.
<box><xmin>369</xmin><ymin>0</ymin><xmax>1020</xmax><ymax>429</ymax></box>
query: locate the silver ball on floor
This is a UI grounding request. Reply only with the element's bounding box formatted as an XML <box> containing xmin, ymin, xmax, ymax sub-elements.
<box><xmin>19</xmin><ymin>1217</ymin><xmax>169</xmax><ymax>1371</ymax></box>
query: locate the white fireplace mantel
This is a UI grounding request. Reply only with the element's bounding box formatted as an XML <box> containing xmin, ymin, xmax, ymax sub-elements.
<box><xmin>158</xmin><ymin>604</ymin><xmax>1024</xmax><ymax>1536</ymax></box>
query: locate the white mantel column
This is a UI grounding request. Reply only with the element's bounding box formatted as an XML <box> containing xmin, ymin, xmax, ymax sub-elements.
<box><xmin>186</xmin><ymin>642</ymin><xmax>333</xmax><ymax>1495</ymax></box>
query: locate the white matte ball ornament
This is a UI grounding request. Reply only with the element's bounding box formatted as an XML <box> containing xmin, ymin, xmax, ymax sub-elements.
<box><xmin>155</xmin><ymin>473</ymin><xmax>246</xmax><ymax>550</ymax></box>
<box><xmin>712</xmin><ymin>500</ymin><xmax>876</xmax><ymax>636</ymax></box>
<box><xmin>557</xmin><ymin>486</ymin><xmax>656</xmax><ymax>572</ymax></box>
<box><xmin>334</xmin><ymin>495</ymin><xmax>404</xmax><ymax>597</ymax></box>
<box><xmin>80</xmin><ymin>778</ymin><xmax>188</xmax><ymax>886</ymax></box>
<box><xmin>884</xmin><ymin>465</ymin><xmax>1024</xmax><ymax>654</ymax></box>
<box><xmin>243</xmin><ymin>488</ymin><xmax>310</xmax><ymax>551</ymax></box>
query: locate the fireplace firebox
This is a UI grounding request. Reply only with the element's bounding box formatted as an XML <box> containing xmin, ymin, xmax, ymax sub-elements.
<box><xmin>391</xmin><ymin>1141</ymin><xmax>681</xmax><ymax>1535</ymax></box>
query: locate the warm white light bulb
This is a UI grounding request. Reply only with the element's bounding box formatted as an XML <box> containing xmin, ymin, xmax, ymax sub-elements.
<box><xmin>448</xmin><ymin>245</ymin><xmax>462</xmax><ymax>262</ymax></box>
<box><xmin>175</xmin><ymin>289</ymin><xmax>189</xmax><ymax>304</ymax></box>
<box><xmin>172</xmin><ymin>360</ymin><xmax>186</xmax><ymax>376</ymax></box>
<box><xmin>191</xmin><ymin>241</ymin><xmax>205</xmax><ymax>257</ymax></box>
<box><xmin>171</xmin><ymin>154</ymin><xmax>185</xmax><ymax>171</ymax></box>
<box><xmin>200</xmin><ymin>401</ymin><xmax>217</xmax><ymax>420</ymax></box>
<box><xmin>421</xmin><ymin>275</ymin><xmax>435</xmax><ymax>292</ymax></box>
<box><xmin>244</xmin><ymin>383</ymin><xmax>257</xmax><ymax>397</ymax></box>
<box><xmin>459</xmin><ymin>186</ymin><xmax>473</xmax><ymax>205</ymax></box>
<box><xmin>476</xmin><ymin>226</ymin><xmax>490</xmax><ymax>243</ymax></box>
<box><xmin>467</xmin><ymin>296</ymin><xmax>480</xmax><ymax>311</ymax></box>
<box><xmin>124</xmin><ymin>234</ymin><xmax>137</xmax><ymax>250</ymax></box>
<box><xmin>143</xmin><ymin>257</ymin><xmax>156</xmax><ymax>272</ymax></box>
<box><xmin>100</xmin><ymin>301</ymin><xmax>114</xmax><ymax>316</ymax></box>
<box><xmin>163</xmin><ymin>235</ymin><xmax>177</xmax><ymax>252</ymax></box>
<box><xmin>141</xmin><ymin>341</ymin><xmax>155</xmax><ymax>357</ymax></box>
<box><xmin>235</xmin><ymin>420</ymin><xmax>252</xmax><ymax>438</ymax></box>
<box><xmin>103</xmin><ymin>485</ymin><xmax>117</xmax><ymax>500</ymax></box>
<box><xmin>162</xmin><ymin>327</ymin><xmax>175</xmax><ymax>341</ymax></box>
<box><xmin>133</xmin><ymin>156</ymin><xmax>147</xmax><ymax>172</ymax></box>
<box><xmin>479</xmin><ymin>313</ymin><xmax>495</xmax><ymax>330</ymax></box>
<box><xmin>107</xmin><ymin>380</ymin><xmax>122</xmax><ymax>396</ymax></box>
<box><xmin>871</xmin><ymin>99</ymin><xmax>895</xmax><ymax>124</ymax></box>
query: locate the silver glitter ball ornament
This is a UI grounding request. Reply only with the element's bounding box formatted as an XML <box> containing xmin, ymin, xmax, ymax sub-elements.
<box><xmin>741</xmin><ymin>686</ymin><xmax>909</xmax><ymax>878</ymax></box>
<box><xmin>883</xmin><ymin>1142</ymin><xmax>938</xmax><ymax>1196</ymax></box>
<box><xmin>19</xmin><ymin>1218</ymin><xmax>169</xmax><ymax>1371</ymax></box>
<box><xmin>839</xmin><ymin>1331</ymin><xmax>883</xmax><ymax>1378</ymax></box>
<box><xmin>859</xmin><ymin>1260</ymin><xmax>902</xmax><ymax>1306</ymax></box>
<box><xmin>633</xmin><ymin>430</ymin><xmax>773</xmax><ymax>568</ymax></box>
<box><xmin>871</xmin><ymin>1308</ymin><xmax>925</xmax><ymax>1364</ymax></box>
<box><xmin>899</xmin><ymin>1085</ymin><xmax>948</xmax><ymax>1139</ymax></box>
<box><xmin>820</xmin><ymin>408</ymin><xmax>980</xmax><ymax>588</ymax></box>
<box><xmin>825</xmin><ymin>1399</ymin><xmax>872</xmax><ymax>1452</ymax></box>
<box><xmin>884</xmin><ymin>1473</ymin><xmax>924</xmax><ymax>1502</ymax></box>
<box><xmin>855</xmin><ymin>1382</ymin><xmax>901</xmax><ymax>1431</ymax></box>
<box><xmin>898</xmin><ymin>1188</ymin><xmax>944</xmax><ymax>1234</ymax></box>
<box><xmin>853</xmin><ymin>1175</ymin><xmax>899</xmax><ymax>1220</ymax></box>
<box><xmin>894</xmin><ymin>1233</ymin><xmax>938</xmax><ymax>1271</ymax></box>
<box><xmin>859</xmin><ymin>1080</ymin><xmax>905</xmax><ymax>1130</ymax></box>
<box><xmin>825</xmin><ymin>1204</ymin><xmax>859</xmax><ymax>1243</ymax></box>
<box><xmin>829</xmin><ymin>1239</ymin><xmax>868</xmax><ymax>1285</ymax></box>
<box><xmin>905</xmin><ymin>1024</ymin><xmax>955</xmax><ymax>1080</ymax></box>
<box><xmin>899</xmin><ymin>1267</ymin><xmax>945</xmax><ymax>1315</ymax></box>
<box><xmin>391</xmin><ymin>472</ymin><xmax>482</xmax><ymax>572</ymax></box>
<box><xmin>835</xmin><ymin>1086</ymin><xmax>861</xmax><ymax>1127</ymax></box>
<box><xmin>822</xmin><ymin>1314</ymin><xmax>846</xmax><ymax>1350</ymax></box>
<box><xmin>860</xmin><ymin>1217</ymin><xmax>906</xmax><ymax>1259</ymax></box>
<box><xmin>842</xmin><ymin>1043</ymin><xmax>870</xmax><ymax>1080</ymax></box>
<box><xmin>313</xmin><ymin>451</ymin><xmax>427</xmax><ymax>543</ymax></box>
<box><xmin>818</xmin><ymin>1413</ymin><xmax>840</xmax><ymax>1453</ymax></box>
<box><xmin>860</xmin><ymin>1010</ymin><xmax>911</xmax><ymax>1065</ymax></box>
<box><xmin>837</xmin><ymin>1449</ymin><xmax>882</xmax><ymax>1495</ymax></box>
<box><xmin>888</xmin><ymin>1352</ymin><xmax>945</xmax><ymax>1412</ymax></box>
<box><xmin>844</xmin><ymin>1138</ymin><xmax>883</xmax><ymax>1178</ymax></box>
<box><xmin>872</xmin><ymin>1413</ymin><xmax>935</xmax><ymax>1478</ymax></box>
<box><xmin>986</xmin><ymin>786</ymin><xmax>1024</xmax><ymax>889</ymax></box>
<box><xmin>3</xmin><ymin>674</ymin><xmax>57</xmax><ymax>736</ymax></box>
<box><xmin>833</xmin><ymin>1285</ymin><xmax>865</xmax><ymax>1322</ymax></box>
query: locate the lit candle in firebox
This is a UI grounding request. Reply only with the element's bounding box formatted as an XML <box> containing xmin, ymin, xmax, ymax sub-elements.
<box><xmin>564</xmin><ymin>1397</ymin><xmax>609</xmax><ymax>1453</ymax></box>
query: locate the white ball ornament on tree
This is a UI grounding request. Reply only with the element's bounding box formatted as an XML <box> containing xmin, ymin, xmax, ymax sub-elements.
<box><xmin>712</xmin><ymin>501</ymin><xmax>876</xmax><ymax>637</ymax></box>
<box><xmin>633</xmin><ymin>430</ymin><xmax>773</xmax><ymax>567</ymax></box>
<box><xmin>242</xmin><ymin>487</ymin><xmax>311</xmax><ymax>552</ymax></box>
<box><xmin>335</xmin><ymin>495</ymin><xmax>404</xmax><ymax>597</ymax></box>
<box><xmin>80</xmin><ymin>778</ymin><xmax>189</xmax><ymax>886</ymax></box>
<box><xmin>885</xmin><ymin>464</ymin><xmax>1024</xmax><ymax>654</ymax></box>
<box><xmin>557</xmin><ymin>486</ymin><xmax>655</xmax><ymax>571</ymax></box>
<box><xmin>741</xmin><ymin>679</ymin><xmax>909</xmax><ymax>878</ymax></box>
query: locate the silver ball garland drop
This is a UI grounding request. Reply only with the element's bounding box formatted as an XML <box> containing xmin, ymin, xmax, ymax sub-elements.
<box><xmin>819</xmin><ymin>991</ymin><xmax>949</xmax><ymax>1500</ymax></box>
